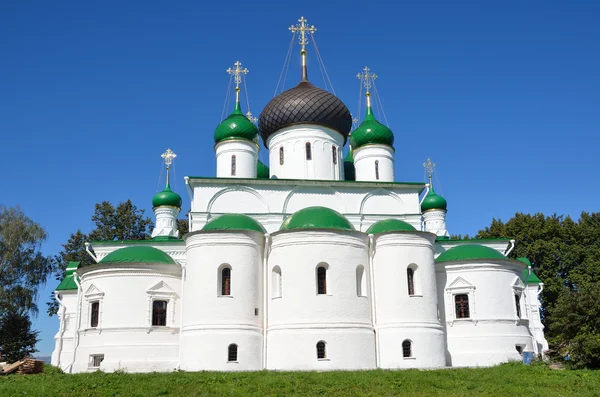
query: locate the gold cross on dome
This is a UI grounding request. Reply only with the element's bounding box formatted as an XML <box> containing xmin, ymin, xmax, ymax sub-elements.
<box><xmin>289</xmin><ymin>16</ymin><xmax>317</xmax><ymax>52</ymax></box>
<box><xmin>357</xmin><ymin>66</ymin><xmax>378</xmax><ymax>93</ymax></box>
<box><xmin>226</xmin><ymin>61</ymin><xmax>249</xmax><ymax>89</ymax></box>
<box><xmin>161</xmin><ymin>148</ymin><xmax>177</xmax><ymax>167</ymax></box>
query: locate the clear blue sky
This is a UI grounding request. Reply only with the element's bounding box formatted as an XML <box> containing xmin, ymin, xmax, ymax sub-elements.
<box><xmin>2</xmin><ymin>1</ymin><xmax>599</xmax><ymax>356</ymax></box>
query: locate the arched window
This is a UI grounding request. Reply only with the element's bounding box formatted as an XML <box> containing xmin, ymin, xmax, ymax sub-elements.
<box><xmin>332</xmin><ymin>146</ymin><xmax>337</xmax><ymax>164</ymax></box>
<box><xmin>455</xmin><ymin>294</ymin><xmax>470</xmax><ymax>319</ymax></box>
<box><xmin>317</xmin><ymin>266</ymin><xmax>327</xmax><ymax>295</ymax></box>
<box><xmin>356</xmin><ymin>265</ymin><xmax>366</xmax><ymax>297</ymax></box>
<box><xmin>227</xmin><ymin>344</ymin><xmax>238</xmax><ymax>362</ymax></box>
<box><xmin>402</xmin><ymin>340</ymin><xmax>412</xmax><ymax>358</ymax></box>
<box><xmin>231</xmin><ymin>155</ymin><xmax>236</xmax><ymax>176</ymax></box>
<box><xmin>407</xmin><ymin>268</ymin><xmax>415</xmax><ymax>296</ymax></box>
<box><xmin>279</xmin><ymin>147</ymin><xmax>284</xmax><ymax>165</ymax></box>
<box><xmin>306</xmin><ymin>142</ymin><xmax>312</xmax><ymax>160</ymax></box>
<box><xmin>272</xmin><ymin>266</ymin><xmax>282</xmax><ymax>298</ymax></box>
<box><xmin>221</xmin><ymin>267</ymin><xmax>231</xmax><ymax>296</ymax></box>
<box><xmin>515</xmin><ymin>294</ymin><xmax>521</xmax><ymax>318</ymax></box>
<box><xmin>316</xmin><ymin>341</ymin><xmax>326</xmax><ymax>359</ymax></box>
<box><xmin>375</xmin><ymin>160</ymin><xmax>380</xmax><ymax>180</ymax></box>
<box><xmin>152</xmin><ymin>300</ymin><xmax>167</xmax><ymax>326</ymax></box>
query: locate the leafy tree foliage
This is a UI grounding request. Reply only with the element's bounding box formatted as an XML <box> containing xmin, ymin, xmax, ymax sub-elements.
<box><xmin>472</xmin><ymin>212</ymin><xmax>600</xmax><ymax>368</ymax></box>
<box><xmin>0</xmin><ymin>310</ymin><xmax>39</xmax><ymax>363</ymax></box>
<box><xmin>177</xmin><ymin>218</ymin><xmax>189</xmax><ymax>236</ymax></box>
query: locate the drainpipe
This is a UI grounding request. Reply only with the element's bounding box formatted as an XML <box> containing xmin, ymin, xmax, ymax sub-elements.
<box><xmin>53</xmin><ymin>292</ymin><xmax>65</xmax><ymax>368</ymax></box>
<box><xmin>368</xmin><ymin>234</ymin><xmax>380</xmax><ymax>368</ymax></box>
<box><xmin>85</xmin><ymin>243</ymin><xmax>98</xmax><ymax>263</ymax></box>
<box><xmin>176</xmin><ymin>262</ymin><xmax>186</xmax><ymax>370</ymax></box>
<box><xmin>262</xmin><ymin>233</ymin><xmax>270</xmax><ymax>370</ymax></box>
<box><xmin>65</xmin><ymin>272</ymin><xmax>82</xmax><ymax>373</ymax></box>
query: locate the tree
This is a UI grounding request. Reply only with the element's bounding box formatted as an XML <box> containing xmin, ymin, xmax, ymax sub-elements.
<box><xmin>177</xmin><ymin>218</ymin><xmax>189</xmax><ymax>236</ymax></box>
<box><xmin>49</xmin><ymin>200</ymin><xmax>153</xmax><ymax>315</ymax></box>
<box><xmin>0</xmin><ymin>310</ymin><xmax>39</xmax><ymax>363</ymax></box>
<box><xmin>472</xmin><ymin>212</ymin><xmax>600</xmax><ymax>368</ymax></box>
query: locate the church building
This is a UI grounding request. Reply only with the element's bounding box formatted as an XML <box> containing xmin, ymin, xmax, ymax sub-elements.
<box><xmin>51</xmin><ymin>17</ymin><xmax>548</xmax><ymax>373</ymax></box>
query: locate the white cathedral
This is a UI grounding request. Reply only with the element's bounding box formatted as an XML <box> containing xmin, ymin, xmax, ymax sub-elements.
<box><xmin>51</xmin><ymin>17</ymin><xmax>548</xmax><ymax>373</ymax></box>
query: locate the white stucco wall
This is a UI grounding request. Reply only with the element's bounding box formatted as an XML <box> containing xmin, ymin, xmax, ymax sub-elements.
<box><xmin>51</xmin><ymin>291</ymin><xmax>78</xmax><ymax>370</ymax></box>
<box><xmin>266</xmin><ymin>124</ymin><xmax>344</xmax><ymax>181</ymax></box>
<box><xmin>422</xmin><ymin>209</ymin><xmax>449</xmax><ymax>238</ymax></box>
<box><xmin>353</xmin><ymin>145</ymin><xmax>395</xmax><ymax>182</ymax></box>
<box><xmin>180</xmin><ymin>231</ymin><xmax>264</xmax><ymax>371</ymax></box>
<box><xmin>266</xmin><ymin>230</ymin><xmax>376</xmax><ymax>370</ymax></box>
<box><xmin>72</xmin><ymin>263</ymin><xmax>182</xmax><ymax>373</ymax></box>
<box><xmin>524</xmin><ymin>283</ymin><xmax>549</xmax><ymax>355</ymax></box>
<box><xmin>215</xmin><ymin>139</ymin><xmax>259</xmax><ymax>178</ymax></box>
<box><xmin>373</xmin><ymin>232</ymin><xmax>446</xmax><ymax>368</ymax></box>
<box><xmin>436</xmin><ymin>259</ymin><xmax>533</xmax><ymax>367</ymax></box>
<box><xmin>152</xmin><ymin>206</ymin><xmax>180</xmax><ymax>238</ymax></box>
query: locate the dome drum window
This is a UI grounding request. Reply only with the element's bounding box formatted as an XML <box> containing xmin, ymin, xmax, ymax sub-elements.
<box><xmin>306</xmin><ymin>142</ymin><xmax>312</xmax><ymax>160</ymax></box>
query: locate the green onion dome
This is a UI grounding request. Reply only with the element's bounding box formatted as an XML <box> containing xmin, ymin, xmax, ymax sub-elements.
<box><xmin>202</xmin><ymin>213</ymin><xmax>266</xmax><ymax>233</ymax></box>
<box><xmin>257</xmin><ymin>160</ymin><xmax>270</xmax><ymax>179</ymax></box>
<box><xmin>152</xmin><ymin>185</ymin><xmax>182</xmax><ymax>209</ymax></box>
<box><xmin>436</xmin><ymin>244</ymin><xmax>506</xmax><ymax>263</ymax></box>
<box><xmin>366</xmin><ymin>219</ymin><xmax>416</xmax><ymax>234</ymax></box>
<box><xmin>350</xmin><ymin>106</ymin><xmax>394</xmax><ymax>150</ymax></box>
<box><xmin>421</xmin><ymin>187</ymin><xmax>447</xmax><ymax>212</ymax></box>
<box><xmin>343</xmin><ymin>149</ymin><xmax>355</xmax><ymax>181</ymax></box>
<box><xmin>280</xmin><ymin>206</ymin><xmax>355</xmax><ymax>231</ymax></box>
<box><xmin>214</xmin><ymin>102</ymin><xmax>259</xmax><ymax>144</ymax></box>
<box><xmin>99</xmin><ymin>246</ymin><xmax>176</xmax><ymax>265</ymax></box>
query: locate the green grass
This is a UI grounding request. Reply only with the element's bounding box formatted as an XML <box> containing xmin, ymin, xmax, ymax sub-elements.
<box><xmin>1</xmin><ymin>362</ymin><xmax>599</xmax><ymax>397</ymax></box>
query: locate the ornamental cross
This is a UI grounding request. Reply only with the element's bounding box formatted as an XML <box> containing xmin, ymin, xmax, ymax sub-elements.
<box><xmin>161</xmin><ymin>148</ymin><xmax>177</xmax><ymax>168</ymax></box>
<box><xmin>246</xmin><ymin>111</ymin><xmax>258</xmax><ymax>123</ymax></box>
<box><xmin>423</xmin><ymin>158</ymin><xmax>436</xmax><ymax>183</ymax></box>
<box><xmin>357</xmin><ymin>66</ymin><xmax>377</xmax><ymax>93</ymax></box>
<box><xmin>226</xmin><ymin>61</ymin><xmax>249</xmax><ymax>88</ymax></box>
<box><xmin>289</xmin><ymin>16</ymin><xmax>317</xmax><ymax>51</ymax></box>
<box><xmin>352</xmin><ymin>116</ymin><xmax>359</xmax><ymax>129</ymax></box>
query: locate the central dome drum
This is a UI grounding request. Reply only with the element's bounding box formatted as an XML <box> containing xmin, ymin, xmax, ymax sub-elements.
<box><xmin>258</xmin><ymin>81</ymin><xmax>353</xmax><ymax>145</ymax></box>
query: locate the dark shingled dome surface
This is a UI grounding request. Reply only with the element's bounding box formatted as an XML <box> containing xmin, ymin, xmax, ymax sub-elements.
<box><xmin>259</xmin><ymin>81</ymin><xmax>352</xmax><ymax>145</ymax></box>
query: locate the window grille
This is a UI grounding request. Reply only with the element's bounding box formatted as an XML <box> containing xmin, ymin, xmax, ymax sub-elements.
<box><xmin>228</xmin><ymin>344</ymin><xmax>238</xmax><ymax>362</ymax></box>
<box><xmin>90</xmin><ymin>354</ymin><xmax>104</xmax><ymax>368</ymax></box>
<box><xmin>152</xmin><ymin>300</ymin><xmax>167</xmax><ymax>326</ymax></box>
<box><xmin>221</xmin><ymin>267</ymin><xmax>231</xmax><ymax>296</ymax></box>
<box><xmin>407</xmin><ymin>268</ymin><xmax>415</xmax><ymax>296</ymax></box>
<box><xmin>317</xmin><ymin>266</ymin><xmax>327</xmax><ymax>295</ymax></box>
<box><xmin>316</xmin><ymin>341</ymin><xmax>326</xmax><ymax>359</ymax></box>
<box><xmin>306</xmin><ymin>142</ymin><xmax>312</xmax><ymax>160</ymax></box>
<box><xmin>90</xmin><ymin>302</ymin><xmax>99</xmax><ymax>328</ymax></box>
<box><xmin>455</xmin><ymin>294</ymin><xmax>470</xmax><ymax>319</ymax></box>
<box><xmin>231</xmin><ymin>155</ymin><xmax>236</xmax><ymax>176</ymax></box>
<box><xmin>515</xmin><ymin>294</ymin><xmax>521</xmax><ymax>318</ymax></box>
<box><xmin>402</xmin><ymin>340</ymin><xmax>412</xmax><ymax>358</ymax></box>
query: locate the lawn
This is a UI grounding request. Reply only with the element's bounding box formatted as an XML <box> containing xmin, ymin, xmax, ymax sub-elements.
<box><xmin>1</xmin><ymin>362</ymin><xmax>598</xmax><ymax>396</ymax></box>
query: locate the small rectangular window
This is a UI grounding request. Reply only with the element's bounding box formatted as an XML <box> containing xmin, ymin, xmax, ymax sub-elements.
<box><xmin>317</xmin><ymin>266</ymin><xmax>327</xmax><ymax>295</ymax></box>
<box><xmin>90</xmin><ymin>354</ymin><xmax>104</xmax><ymax>368</ymax></box>
<box><xmin>228</xmin><ymin>344</ymin><xmax>238</xmax><ymax>362</ymax></box>
<box><xmin>375</xmin><ymin>160</ymin><xmax>380</xmax><ymax>180</ymax></box>
<box><xmin>515</xmin><ymin>294</ymin><xmax>521</xmax><ymax>318</ymax></box>
<box><xmin>332</xmin><ymin>146</ymin><xmax>337</xmax><ymax>164</ymax></box>
<box><xmin>279</xmin><ymin>147</ymin><xmax>284</xmax><ymax>165</ymax></box>
<box><xmin>231</xmin><ymin>155</ymin><xmax>236</xmax><ymax>176</ymax></box>
<box><xmin>306</xmin><ymin>142</ymin><xmax>312</xmax><ymax>160</ymax></box>
<box><xmin>455</xmin><ymin>294</ymin><xmax>470</xmax><ymax>319</ymax></box>
<box><xmin>152</xmin><ymin>300</ymin><xmax>168</xmax><ymax>326</ymax></box>
<box><xmin>90</xmin><ymin>302</ymin><xmax>99</xmax><ymax>328</ymax></box>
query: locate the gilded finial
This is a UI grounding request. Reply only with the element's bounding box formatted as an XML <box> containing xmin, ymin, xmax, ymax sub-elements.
<box><xmin>289</xmin><ymin>16</ymin><xmax>317</xmax><ymax>81</ymax></box>
<box><xmin>357</xmin><ymin>66</ymin><xmax>378</xmax><ymax>108</ymax></box>
<box><xmin>226</xmin><ymin>61</ymin><xmax>249</xmax><ymax>103</ymax></box>
<box><xmin>161</xmin><ymin>148</ymin><xmax>177</xmax><ymax>187</ymax></box>
<box><xmin>423</xmin><ymin>158</ymin><xmax>436</xmax><ymax>188</ymax></box>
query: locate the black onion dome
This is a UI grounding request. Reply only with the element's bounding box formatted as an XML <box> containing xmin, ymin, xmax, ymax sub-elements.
<box><xmin>258</xmin><ymin>81</ymin><xmax>352</xmax><ymax>145</ymax></box>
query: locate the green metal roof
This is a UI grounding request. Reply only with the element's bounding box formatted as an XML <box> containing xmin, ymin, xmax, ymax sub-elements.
<box><xmin>280</xmin><ymin>206</ymin><xmax>355</xmax><ymax>231</ymax></box>
<box><xmin>367</xmin><ymin>219</ymin><xmax>416</xmax><ymax>234</ymax></box>
<box><xmin>90</xmin><ymin>238</ymin><xmax>184</xmax><ymax>245</ymax></box>
<box><xmin>350</xmin><ymin>106</ymin><xmax>394</xmax><ymax>149</ymax></box>
<box><xmin>56</xmin><ymin>262</ymin><xmax>80</xmax><ymax>291</ymax></box>
<box><xmin>421</xmin><ymin>187</ymin><xmax>447</xmax><ymax>212</ymax></box>
<box><xmin>343</xmin><ymin>149</ymin><xmax>355</xmax><ymax>181</ymax></box>
<box><xmin>518</xmin><ymin>258</ymin><xmax>542</xmax><ymax>284</ymax></box>
<box><xmin>152</xmin><ymin>184</ymin><xmax>182</xmax><ymax>209</ymax></box>
<box><xmin>98</xmin><ymin>246</ymin><xmax>176</xmax><ymax>265</ymax></box>
<box><xmin>202</xmin><ymin>213</ymin><xmax>266</xmax><ymax>233</ymax></box>
<box><xmin>257</xmin><ymin>160</ymin><xmax>270</xmax><ymax>179</ymax></box>
<box><xmin>214</xmin><ymin>101</ymin><xmax>258</xmax><ymax>144</ymax></box>
<box><xmin>436</xmin><ymin>244</ymin><xmax>507</xmax><ymax>263</ymax></box>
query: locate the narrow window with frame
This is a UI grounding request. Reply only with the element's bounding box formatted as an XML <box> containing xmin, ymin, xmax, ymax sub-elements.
<box><xmin>228</xmin><ymin>344</ymin><xmax>238</xmax><ymax>362</ymax></box>
<box><xmin>152</xmin><ymin>300</ymin><xmax>167</xmax><ymax>326</ymax></box>
<box><xmin>90</xmin><ymin>302</ymin><xmax>99</xmax><ymax>328</ymax></box>
<box><xmin>279</xmin><ymin>147</ymin><xmax>284</xmax><ymax>165</ymax></box>
<box><xmin>317</xmin><ymin>266</ymin><xmax>327</xmax><ymax>295</ymax></box>
<box><xmin>515</xmin><ymin>294</ymin><xmax>521</xmax><ymax>318</ymax></box>
<box><xmin>407</xmin><ymin>268</ymin><xmax>415</xmax><ymax>296</ymax></box>
<box><xmin>306</xmin><ymin>142</ymin><xmax>312</xmax><ymax>160</ymax></box>
<box><xmin>231</xmin><ymin>155</ymin><xmax>236</xmax><ymax>176</ymax></box>
<box><xmin>455</xmin><ymin>294</ymin><xmax>470</xmax><ymax>319</ymax></box>
<box><xmin>221</xmin><ymin>267</ymin><xmax>231</xmax><ymax>296</ymax></box>
<box><xmin>332</xmin><ymin>146</ymin><xmax>337</xmax><ymax>164</ymax></box>
<box><xmin>316</xmin><ymin>341</ymin><xmax>326</xmax><ymax>359</ymax></box>
<box><xmin>375</xmin><ymin>160</ymin><xmax>380</xmax><ymax>180</ymax></box>
<box><xmin>402</xmin><ymin>340</ymin><xmax>412</xmax><ymax>358</ymax></box>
